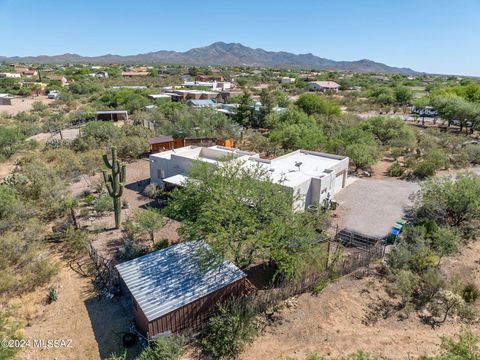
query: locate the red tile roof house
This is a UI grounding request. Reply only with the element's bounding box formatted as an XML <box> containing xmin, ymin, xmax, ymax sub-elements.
<box><xmin>307</xmin><ymin>81</ymin><xmax>341</xmax><ymax>93</ymax></box>
<box><xmin>16</xmin><ymin>68</ymin><xmax>38</xmax><ymax>76</ymax></box>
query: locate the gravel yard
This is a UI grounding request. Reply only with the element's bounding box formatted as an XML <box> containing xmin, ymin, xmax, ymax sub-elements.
<box><xmin>332</xmin><ymin>178</ymin><xmax>420</xmax><ymax>238</ymax></box>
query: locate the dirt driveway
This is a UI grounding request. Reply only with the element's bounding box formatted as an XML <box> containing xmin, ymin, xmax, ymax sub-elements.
<box><xmin>332</xmin><ymin>178</ymin><xmax>420</xmax><ymax>238</ymax></box>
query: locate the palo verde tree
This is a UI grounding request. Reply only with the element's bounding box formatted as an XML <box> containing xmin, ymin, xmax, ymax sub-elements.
<box><xmin>102</xmin><ymin>147</ymin><xmax>126</xmax><ymax>229</ymax></box>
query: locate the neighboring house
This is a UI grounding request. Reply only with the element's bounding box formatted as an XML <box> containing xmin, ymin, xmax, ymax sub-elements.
<box><xmin>111</xmin><ymin>86</ymin><xmax>147</xmax><ymax>90</ymax></box>
<box><xmin>186</xmin><ymin>99</ymin><xmax>216</xmax><ymax>108</ymax></box>
<box><xmin>280</xmin><ymin>77</ymin><xmax>295</xmax><ymax>84</ymax></box>
<box><xmin>15</xmin><ymin>68</ymin><xmax>38</xmax><ymax>76</ymax></box>
<box><xmin>150</xmin><ymin>145</ymin><xmax>349</xmax><ymax>211</ymax></box>
<box><xmin>47</xmin><ymin>76</ymin><xmax>68</xmax><ymax>87</ymax></box>
<box><xmin>116</xmin><ymin>240</ymin><xmax>250</xmax><ymax>338</ymax></box>
<box><xmin>0</xmin><ymin>73</ymin><xmax>21</xmax><ymax>78</ymax></box>
<box><xmin>0</xmin><ymin>94</ymin><xmax>12</xmax><ymax>106</ymax></box>
<box><xmin>148</xmin><ymin>94</ymin><xmax>172</xmax><ymax>101</ymax></box>
<box><xmin>96</xmin><ymin>110</ymin><xmax>129</xmax><ymax>122</ymax></box>
<box><xmin>149</xmin><ymin>135</ymin><xmax>234</xmax><ymax>153</ymax></box>
<box><xmin>168</xmin><ymin>89</ymin><xmax>219</xmax><ymax>101</ymax></box>
<box><xmin>121</xmin><ymin>71</ymin><xmax>149</xmax><ymax>77</ymax></box>
<box><xmin>195</xmin><ymin>75</ymin><xmax>224</xmax><ymax>82</ymax></box>
<box><xmin>218</xmin><ymin>89</ymin><xmax>243</xmax><ymax>102</ymax></box>
<box><xmin>180</xmin><ymin>75</ymin><xmax>192</xmax><ymax>82</ymax></box>
<box><xmin>141</xmin><ymin>104</ymin><xmax>158</xmax><ymax>112</ymax></box>
<box><xmin>307</xmin><ymin>81</ymin><xmax>340</xmax><ymax>93</ymax></box>
<box><xmin>182</xmin><ymin>81</ymin><xmax>231</xmax><ymax>91</ymax></box>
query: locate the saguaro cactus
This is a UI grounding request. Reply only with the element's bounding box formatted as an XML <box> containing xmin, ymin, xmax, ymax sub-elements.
<box><xmin>102</xmin><ymin>147</ymin><xmax>126</xmax><ymax>229</ymax></box>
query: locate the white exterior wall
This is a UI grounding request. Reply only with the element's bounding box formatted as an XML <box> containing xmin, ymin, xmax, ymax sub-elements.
<box><xmin>149</xmin><ymin>147</ymin><xmax>349</xmax><ymax>212</ymax></box>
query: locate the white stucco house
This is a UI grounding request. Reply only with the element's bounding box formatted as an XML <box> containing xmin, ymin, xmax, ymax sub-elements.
<box><xmin>149</xmin><ymin>146</ymin><xmax>349</xmax><ymax>211</ymax></box>
<box><xmin>307</xmin><ymin>81</ymin><xmax>341</xmax><ymax>93</ymax></box>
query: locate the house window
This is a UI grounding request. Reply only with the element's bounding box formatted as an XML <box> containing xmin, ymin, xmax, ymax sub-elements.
<box><xmin>157</xmin><ymin>169</ymin><xmax>165</xmax><ymax>179</ymax></box>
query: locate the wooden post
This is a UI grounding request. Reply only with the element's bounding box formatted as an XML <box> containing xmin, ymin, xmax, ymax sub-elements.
<box><xmin>325</xmin><ymin>240</ymin><xmax>331</xmax><ymax>271</ymax></box>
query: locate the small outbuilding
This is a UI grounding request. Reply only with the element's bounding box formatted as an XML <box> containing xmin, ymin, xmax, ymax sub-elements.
<box><xmin>96</xmin><ymin>110</ymin><xmax>129</xmax><ymax>122</ymax></box>
<box><xmin>0</xmin><ymin>94</ymin><xmax>12</xmax><ymax>106</ymax></box>
<box><xmin>116</xmin><ymin>241</ymin><xmax>250</xmax><ymax>338</ymax></box>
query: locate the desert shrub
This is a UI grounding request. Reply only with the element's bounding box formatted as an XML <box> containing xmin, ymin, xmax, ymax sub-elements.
<box><xmin>45</xmin><ymin>137</ymin><xmax>67</xmax><ymax>149</ymax></box>
<box><xmin>79</xmin><ymin>208</ymin><xmax>89</xmax><ymax>218</ymax></box>
<box><xmin>47</xmin><ymin>287</ymin><xmax>58</xmax><ymax>303</ymax></box>
<box><xmin>306</xmin><ymin>353</ymin><xmax>324</xmax><ymax>360</ymax></box>
<box><xmin>388</xmin><ymin>270</ymin><xmax>420</xmax><ymax>306</ymax></box>
<box><xmin>464</xmin><ymin>144</ymin><xmax>480</xmax><ymax>164</ymax></box>
<box><xmin>0</xmin><ymin>308</ymin><xmax>22</xmax><ymax>360</ymax></box>
<box><xmin>387</xmin><ymin>162</ymin><xmax>404</xmax><ymax>177</ymax></box>
<box><xmin>104</xmin><ymin>352</ymin><xmax>126</xmax><ymax>360</ymax></box>
<box><xmin>144</xmin><ymin>183</ymin><xmax>162</xmax><ymax>199</ymax></box>
<box><xmin>84</xmin><ymin>194</ymin><xmax>95</xmax><ymax>205</ymax></box>
<box><xmin>418</xmin><ymin>269</ymin><xmax>445</xmax><ymax>304</ymax></box>
<box><xmin>430</xmin><ymin>290</ymin><xmax>464</xmax><ymax>322</ymax></box>
<box><xmin>199</xmin><ymin>299</ymin><xmax>257</xmax><ymax>359</ymax></box>
<box><xmin>118</xmin><ymin>237</ymin><xmax>149</xmax><ymax>260</ymax></box>
<box><xmin>409</xmin><ymin>247</ymin><xmax>439</xmax><ymax>273</ymax></box>
<box><xmin>312</xmin><ymin>278</ymin><xmax>330</xmax><ymax>296</ymax></box>
<box><xmin>94</xmin><ymin>193</ymin><xmax>114</xmax><ymax>213</ymax></box>
<box><xmin>412</xmin><ymin>160</ymin><xmax>437</xmax><ymax>178</ymax></box>
<box><xmin>154</xmin><ymin>239</ymin><xmax>169</xmax><ymax>251</ymax></box>
<box><xmin>137</xmin><ymin>335</ymin><xmax>185</xmax><ymax>360</ymax></box>
<box><xmin>462</xmin><ymin>283</ymin><xmax>480</xmax><ymax>304</ymax></box>
<box><xmin>386</xmin><ymin>243</ymin><xmax>437</xmax><ymax>273</ymax></box>
<box><xmin>420</xmin><ymin>330</ymin><xmax>480</xmax><ymax>359</ymax></box>
<box><xmin>59</xmin><ymin>226</ymin><xmax>89</xmax><ymax>256</ymax></box>
<box><xmin>451</xmin><ymin>150</ymin><xmax>471</xmax><ymax>169</ymax></box>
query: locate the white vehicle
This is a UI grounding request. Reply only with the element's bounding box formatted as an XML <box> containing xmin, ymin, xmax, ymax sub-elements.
<box><xmin>47</xmin><ymin>91</ymin><xmax>58</xmax><ymax>99</ymax></box>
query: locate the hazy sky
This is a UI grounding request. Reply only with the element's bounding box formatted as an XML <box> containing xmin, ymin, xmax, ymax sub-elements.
<box><xmin>0</xmin><ymin>0</ymin><xmax>478</xmax><ymax>76</ymax></box>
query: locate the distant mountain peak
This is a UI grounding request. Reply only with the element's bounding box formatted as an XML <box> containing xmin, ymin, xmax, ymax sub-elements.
<box><xmin>0</xmin><ymin>42</ymin><xmax>419</xmax><ymax>74</ymax></box>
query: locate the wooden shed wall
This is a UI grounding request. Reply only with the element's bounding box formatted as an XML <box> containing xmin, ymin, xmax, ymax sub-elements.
<box><xmin>150</xmin><ymin>141</ymin><xmax>174</xmax><ymax>152</ymax></box>
<box><xmin>145</xmin><ymin>278</ymin><xmax>248</xmax><ymax>338</ymax></box>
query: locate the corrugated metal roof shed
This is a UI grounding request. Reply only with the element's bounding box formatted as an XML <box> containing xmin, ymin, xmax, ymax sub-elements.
<box><xmin>116</xmin><ymin>241</ymin><xmax>246</xmax><ymax>322</ymax></box>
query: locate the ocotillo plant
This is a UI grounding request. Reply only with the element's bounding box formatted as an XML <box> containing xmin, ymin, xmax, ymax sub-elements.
<box><xmin>102</xmin><ymin>147</ymin><xmax>126</xmax><ymax>229</ymax></box>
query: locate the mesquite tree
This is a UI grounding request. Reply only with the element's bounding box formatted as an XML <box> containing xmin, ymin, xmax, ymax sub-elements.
<box><xmin>102</xmin><ymin>147</ymin><xmax>126</xmax><ymax>229</ymax></box>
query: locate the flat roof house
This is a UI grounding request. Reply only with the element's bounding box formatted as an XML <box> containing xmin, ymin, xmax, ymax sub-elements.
<box><xmin>150</xmin><ymin>145</ymin><xmax>349</xmax><ymax>211</ymax></box>
<box><xmin>307</xmin><ymin>81</ymin><xmax>340</xmax><ymax>93</ymax></box>
<box><xmin>116</xmin><ymin>241</ymin><xmax>249</xmax><ymax>338</ymax></box>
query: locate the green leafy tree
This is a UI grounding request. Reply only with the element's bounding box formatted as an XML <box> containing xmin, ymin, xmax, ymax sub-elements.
<box><xmin>414</xmin><ymin>174</ymin><xmax>480</xmax><ymax>227</ymax></box>
<box><xmin>234</xmin><ymin>89</ymin><xmax>253</xmax><ymax>127</ymax></box>
<box><xmin>295</xmin><ymin>93</ymin><xmax>341</xmax><ymax>116</ymax></box>
<box><xmin>129</xmin><ymin>208</ymin><xmax>166</xmax><ymax>246</ymax></box>
<box><xmin>165</xmin><ymin>160</ymin><xmax>325</xmax><ymax>279</ymax></box>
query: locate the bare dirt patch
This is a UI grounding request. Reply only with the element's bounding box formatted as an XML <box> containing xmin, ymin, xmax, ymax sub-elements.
<box><xmin>0</xmin><ymin>96</ymin><xmax>53</xmax><ymax>116</ymax></box>
<box><xmin>239</xmin><ymin>251</ymin><xmax>480</xmax><ymax>360</ymax></box>
<box><xmin>14</xmin><ymin>256</ymin><xmax>139</xmax><ymax>360</ymax></box>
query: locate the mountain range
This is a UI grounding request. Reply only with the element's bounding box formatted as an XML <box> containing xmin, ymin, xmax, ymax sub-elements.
<box><xmin>0</xmin><ymin>42</ymin><xmax>418</xmax><ymax>75</ymax></box>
